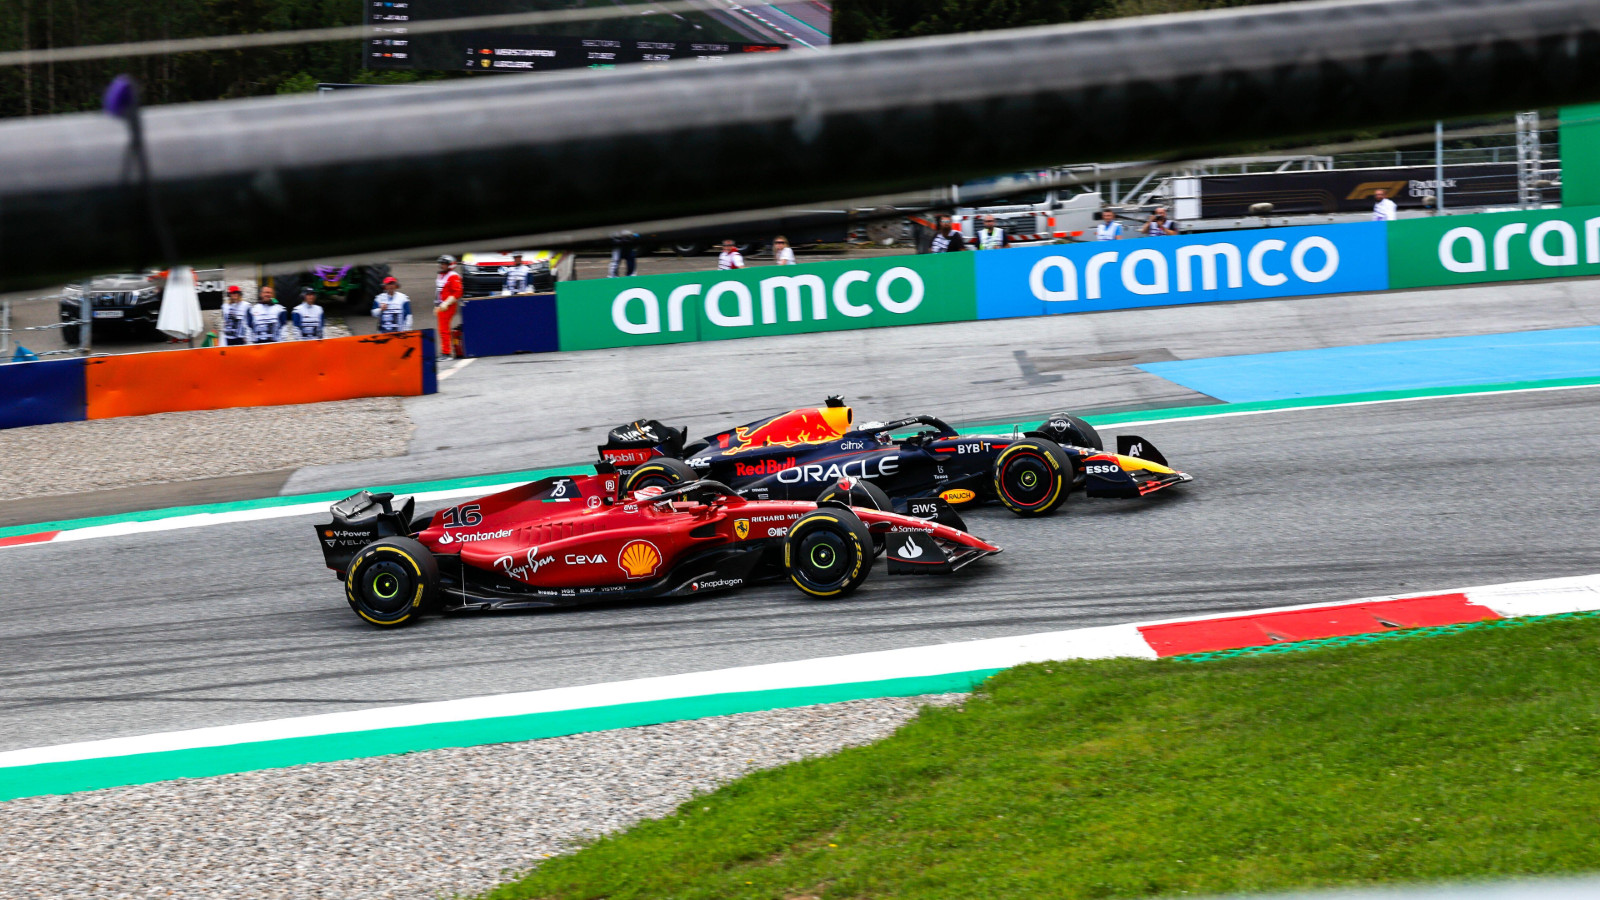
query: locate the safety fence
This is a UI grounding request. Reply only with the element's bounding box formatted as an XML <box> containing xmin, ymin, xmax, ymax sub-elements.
<box><xmin>0</xmin><ymin>330</ymin><xmax>436</xmax><ymax>430</ymax></box>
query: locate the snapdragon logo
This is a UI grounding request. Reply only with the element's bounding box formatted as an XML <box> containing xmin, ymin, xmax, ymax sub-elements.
<box><xmin>611</xmin><ymin>267</ymin><xmax>926</xmax><ymax>335</ymax></box>
<box><xmin>1435</xmin><ymin>216</ymin><xmax>1600</xmax><ymax>274</ymax></box>
<box><xmin>1026</xmin><ymin>236</ymin><xmax>1341</xmax><ymax>304</ymax></box>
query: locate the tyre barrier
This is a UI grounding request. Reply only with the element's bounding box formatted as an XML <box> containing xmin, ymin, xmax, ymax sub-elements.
<box><xmin>0</xmin><ymin>331</ymin><xmax>436</xmax><ymax>430</ymax></box>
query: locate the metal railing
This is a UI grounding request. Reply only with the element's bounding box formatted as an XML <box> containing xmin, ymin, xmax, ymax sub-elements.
<box><xmin>0</xmin><ymin>295</ymin><xmax>90</xmax><ymax>363</ymax></box>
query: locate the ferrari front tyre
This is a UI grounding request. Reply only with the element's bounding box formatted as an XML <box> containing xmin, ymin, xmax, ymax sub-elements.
<box><xmin>992</xmin><ymin>438</ymin><xmax>1072</xmax><ymax>517</ymax></box>
<box><xmin>345</xmin><ymin>536</ymin><xmax>439</xmax><ymax>627</ymax></box>
<box><xmin>784</xmin><ymin>508</ymin><xmax>873</xmax><ymax>599</ymax></box>
<box><xmin>622</xmin><ymin>457</ymin><xmax>697</xmax><ymax>496</ymax></box>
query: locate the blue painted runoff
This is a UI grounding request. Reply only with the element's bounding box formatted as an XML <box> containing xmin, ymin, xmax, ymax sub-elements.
<box><xmin>1138</xmin><ymin>325</ymin><xmax>1600</xmax><ymax>403</ymax></box>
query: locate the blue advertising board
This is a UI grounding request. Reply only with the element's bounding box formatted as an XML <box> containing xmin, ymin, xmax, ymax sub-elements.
<box><xmin>0</xmin><ymin>357</ymin><xmax>87</xmax><ymax>430</ymax></box>
<box><xmin>460</xmin><ymin>294</ymin><xmax>560</xmax><ymax>358</ymax></box>
<box><xmin>974</xmin><ymin>222</ymin><xmax>1390</xmax><ymax>320</ymax></box>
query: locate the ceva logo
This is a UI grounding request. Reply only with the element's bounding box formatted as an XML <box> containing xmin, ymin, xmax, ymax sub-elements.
<box><xmin>610</xmin><ymin>267</ymin><xmax>926</xmax><ymax>335</ymax></box>
<box><xmin>1435</xmin><ymin>216</ymin><xmax>1600</xmax><ymax>274</ymax></box>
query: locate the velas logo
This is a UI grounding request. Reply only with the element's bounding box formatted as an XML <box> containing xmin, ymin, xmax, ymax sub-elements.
<box><xmin>618</xmin><ymin>540</ymin><xmax>662</xmax><ymax>579</ymax></box>
<box><xmin>609</xmin><ymin>267</ymin><xmax>926</xmax><ymax>335</ymax></box>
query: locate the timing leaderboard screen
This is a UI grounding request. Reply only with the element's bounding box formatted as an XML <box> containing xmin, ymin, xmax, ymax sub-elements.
<box><xmin>366</xmin><ymin>0</ymin><xmax>829</xmax><ymax>72</ymax></box>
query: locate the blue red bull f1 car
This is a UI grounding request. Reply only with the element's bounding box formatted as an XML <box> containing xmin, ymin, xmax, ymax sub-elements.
<box><xmin>598</xmin><ymin>397</ymin><xmax>1191</xmax><ymax>522</ymax></box>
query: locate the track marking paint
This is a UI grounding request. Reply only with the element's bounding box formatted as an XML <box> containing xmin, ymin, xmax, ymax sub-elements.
<box><xmin>4</xmin><ymin>375</ymin><xmax>1599</xmax><ymax>549</ymax></box>
<box><xmin>438</xmin><ymin>358</ymin><xmax>475</xmax><ymax>381</ymax></box>
<box><xmin>2</xmin><ymin>572</ymin><xmax>1594</xmax><ymax>801</ymax></box>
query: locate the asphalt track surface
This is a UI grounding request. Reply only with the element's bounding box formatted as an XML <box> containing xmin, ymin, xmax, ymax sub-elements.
<box><xmin>5</xmin><ymin>278</ymin><xmax>1600</xmax><ymax>752</ymax></box>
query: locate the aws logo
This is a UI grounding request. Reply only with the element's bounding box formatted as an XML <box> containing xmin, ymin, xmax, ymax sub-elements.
<box><xmin>619</xmin><ymin>540</ymin><xmax>663</xmax><ymax>579</ymax></box>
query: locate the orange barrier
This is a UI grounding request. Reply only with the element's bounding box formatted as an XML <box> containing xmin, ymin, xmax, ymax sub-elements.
<box><xmin>85</xmin><ymin>331</ymin><xmax>434</xmax><ymax>420</ymax></box>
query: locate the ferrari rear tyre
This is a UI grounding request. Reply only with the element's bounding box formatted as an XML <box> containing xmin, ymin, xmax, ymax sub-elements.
<box><xmin>622</xmin><ymin>458</ymin><xmax>697</xmax><ymax>496</ymax></box>
<box><xmin>784</xmin><ymin>508</ymin><xmax>873</xmax><ymax>599</ymax></box>
<box><xmin>992</xmin><ymin>438</ymin><xmax>1072</xmax><ymax>517</ymax></box>
<box><xmin>814</xmin><ymin>478</ymin><xmax>891</xmax><ymax>511</ymax></box>
<box><xmin>345</xmin><ymin>536</ymin><xmax>439</xmax><ymax>627</ymax></box>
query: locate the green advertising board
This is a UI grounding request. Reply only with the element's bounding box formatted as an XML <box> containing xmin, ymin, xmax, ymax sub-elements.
<box><xmin>1561</xmin><ymin>104</ymin><xmax>1600</xmax><ymax>209</ymax></box>
<box><xmin>1388</xmin><ymin>204</ymin><xmax>1600</xmax><ymax>289</ymax></box>
<box><xmin>556</xmin><ymin>253</ymin><xmax>977</xmax><ymax>351</ymax></box>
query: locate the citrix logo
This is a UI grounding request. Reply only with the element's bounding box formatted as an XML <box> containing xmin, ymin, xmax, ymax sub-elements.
<box><xmin>1027</xmin><ymin>236</ymin><xmax>1341</xmax><ymax>303</ymax></box>
<box><xmin>611</xmin><ymin>267</ymin><xmax>926</xmax><ymax>335</ymax></box>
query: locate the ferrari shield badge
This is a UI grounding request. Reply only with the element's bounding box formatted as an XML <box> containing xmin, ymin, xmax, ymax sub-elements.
<box><xmin>734</xmin><ymin>519</ymin><xmax>751</xmax><ymax>540</ymax></box>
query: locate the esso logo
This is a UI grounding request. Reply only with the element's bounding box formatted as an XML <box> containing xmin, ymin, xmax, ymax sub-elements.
<box><xmin>1086</xmin><ymin>464</ymin><xmax>1121</xmax><ymax>475</ymax></box>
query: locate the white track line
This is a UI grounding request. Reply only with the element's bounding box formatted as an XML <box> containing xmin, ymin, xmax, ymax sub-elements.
<box><xmin>7</xmin><ymin>380</ymin><xmax>1599</xmax><ymax>550</ymax></box>
<box><xmin>438</xmin><ymin>358</ymin><xmax>475</xmax><ymax>381</ymax></box>
<box><xmin>4</xmin><ymin>573</ymin><xmax>1595</xmax><ymax>770</ymax></box>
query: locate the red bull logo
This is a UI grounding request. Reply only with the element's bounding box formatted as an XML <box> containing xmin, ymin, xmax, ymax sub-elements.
<box><xmin>734</xmin><ymin>457</ymin><xmax>796</xmax><ymax>477</ymax></box>
<box><xmin>723</xmin><ymin>407</ymin><xmax>853</xmax><ymax>455</ymax></box>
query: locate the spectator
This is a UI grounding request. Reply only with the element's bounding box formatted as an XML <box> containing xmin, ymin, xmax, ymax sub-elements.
<box><xmin>909</xmin><ymin>215</ymin><xmax>936</xmax><ymax>254</ymax></box>
<box><xmin>503</xmin><ymin>252</ymin><xmax>534</xmax><ymax>294</ymax></box>
<box><xmin>248</xmin><ymin>285</ymin><xmax>288</xmax><ymax>343</ymax></box>
<box><xmin>977</xmin><ymin>215</ymin><xmax>1006</xmax><ymax>250</ymax></box>
<box><xmin>435</xmin><ymin>255</ymin><xmax>463</xmax><ymax>358</ymax></box>
<box><xmin>608</xmin><ymin>231</ymin><xmax>639</xmax><ymax>278</ymax></box>
<box><xmin>1095</xmin><ymin>209</ymin><xmax>1125</xmax><ymax>241</ymax></box>
<box><xmin>773</xmin><ymin>235</ymin><xmax>796</xmax><ymax>265</ymax></box>
<box><xmin>1141</xmin><ymin>207</ymin><xmax>1176</xmax><ymax>237</ymax></box>
<box><xmin>717</xmin><ymin>239</ymin><xmax>745</xmax><ymax>270</ymax></box>
<box><xmin>292</xmin><ymin>286</ymin><xmax>326</xmax><ymax>340</ymax></box>
<box><xmin>1372</xmin><ymin>188</ymin><xmax>1398</xmax><ymax>221</ymax></box>
<box><xmin>930</xmin><ymin>216</ymin><xmax>965</xmax><ymax>252</ymax></box>
<box><xmin>220</xmin><ymin>285</ymin><xmax>251</xmax><ymax>346</ymax></box>
<box><xmin>372</xmin><ymin>276</ymin><xmax>413</xmax><ymax>334</ymax></box>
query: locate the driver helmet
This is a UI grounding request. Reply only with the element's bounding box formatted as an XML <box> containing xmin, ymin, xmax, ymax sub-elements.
<box><xmin>437</xmin><ymin>255</ymin><xmax>456</xmax><ymax>265</ymax></box>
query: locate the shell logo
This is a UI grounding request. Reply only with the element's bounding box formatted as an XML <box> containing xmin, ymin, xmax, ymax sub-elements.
<box><xmin>618</xmin><ymin>540</ymin><xmax>663</xmax><ymax>579</ymax></box>
<box><xmin>940</xmin><ymin>488</ymin><xmax>977</xmax><ymax>504</ymax></box>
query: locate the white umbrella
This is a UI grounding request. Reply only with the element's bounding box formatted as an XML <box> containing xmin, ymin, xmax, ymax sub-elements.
<box><xmin>156</xmin><ymin>265</ymin><xmax>205</xmax><ymax>342</ymax></box>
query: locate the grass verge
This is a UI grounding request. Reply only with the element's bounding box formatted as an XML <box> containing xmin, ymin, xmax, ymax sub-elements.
<box><xmin>479</xmin><ymin>614</ymin><xmax>1600</xmax><ymax>900</ymax></box>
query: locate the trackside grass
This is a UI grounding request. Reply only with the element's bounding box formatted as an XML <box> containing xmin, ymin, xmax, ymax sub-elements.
<box><xmin>479</xmin><ymin>615</ymin><xmax>1600</xmax><ymax>900</ymax></box>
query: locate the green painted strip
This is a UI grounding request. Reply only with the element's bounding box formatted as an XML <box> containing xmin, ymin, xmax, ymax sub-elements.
<box><xmin>9</xmin><ymin>374</ymin><xmax>1600</xmax><ymax>542</ymax></box>
<box><xmin>1169</xmin><ymin>610</ymin><xmax>1600</xmax><ymax>663</ymax></box>
<box><xmin>0</xmin><ymin>669</ymin><xmax>1001</xmax><ymax>802</ymax></box>
<box><xmin>932</xmin><ymin>376</ymin><xmax>1600</xmax><ymax>438</ymax></box>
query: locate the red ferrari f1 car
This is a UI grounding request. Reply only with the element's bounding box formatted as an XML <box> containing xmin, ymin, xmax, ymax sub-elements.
<box><xmin>315</xmin><ymin>469</ymin><xmax>1001</xmax><ymax>627</ymax></box>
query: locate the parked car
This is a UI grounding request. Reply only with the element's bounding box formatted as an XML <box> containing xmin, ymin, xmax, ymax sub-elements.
<box><xmin>58</xmin><ymin>268</ymin><xmax>225</xmax><ymax>343</ymax></box>
<box><xmin>458</xmin><ymin>251</ymin><xmax>557</xmax><ymax>298</ymax></box>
